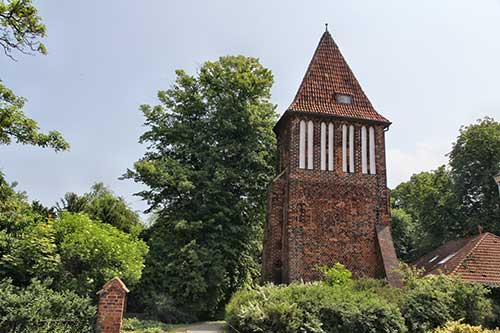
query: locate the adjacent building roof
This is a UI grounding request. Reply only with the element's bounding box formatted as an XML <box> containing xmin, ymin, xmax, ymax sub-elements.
<box><xmin>414</xmin><ymin>232</ymin><xmax>500</xmax><ymax>285</ymax></box>
<box><xmin>287</xmin><ymin>30</ymin><xmax>390</xmax><ymax>124</ymax></box>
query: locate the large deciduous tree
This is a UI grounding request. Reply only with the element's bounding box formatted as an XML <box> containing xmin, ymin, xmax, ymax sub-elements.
<box><xmin>0</xmin><ymin>173</ymin><xmax>148</xmax><ymax>297</ymax></box>
<box><xmin>449</xmin><ymin>117</ymin><xmax>500</xmax><ymax>234</ymax></box>
<box><xmin>391</xmin><ymin>117</ymin><xmax>500</xmax><ymax>261</ymax></box>
<box><xmin>0</xmin><ymin>0</ymin><xmax>69</xmax><ymax>151</ymax></box>
<box><xmin>125</xmin><ymin>55</ymin><xmax>277</xmax><ymax>321</ymax></box>
<box><xmin>56</xmin><ymin>183</ymin><xmax>143</xmax><ymax>235</ymax></box>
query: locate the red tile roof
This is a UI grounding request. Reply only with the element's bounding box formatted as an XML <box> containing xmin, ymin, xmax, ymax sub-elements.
<box><xmin>414</xmin><ymin>232</ymin><xmax>500</xmax><ymax>285</ymax></box>
<box><xmin>287</xmin><ymin>31</ymin><xmax>390</xmax><ymax>124</ymax></box>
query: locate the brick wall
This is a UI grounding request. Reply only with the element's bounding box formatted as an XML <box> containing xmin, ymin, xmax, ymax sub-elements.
<box><xmin>96</xmin><ymin>277</ymin><xmax>129</xmax><ymax>333</ymax></box>
<box><xmin>263</xmin><ymin>112</ymin><xmax>398</xmax><ymax>284</ymax></box>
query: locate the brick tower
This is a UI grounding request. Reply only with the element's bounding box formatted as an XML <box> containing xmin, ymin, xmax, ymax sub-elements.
<box><xmin>262</xmin><ymin>29</ymin><xmax>400</xmax><ymax>286</ymax></box>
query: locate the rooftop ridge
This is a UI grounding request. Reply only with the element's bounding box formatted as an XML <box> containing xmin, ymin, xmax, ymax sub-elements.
<box><xmin>287</xmin><ymin>30</ymin><xmax>390</xmax><ymax>124</ymax></box>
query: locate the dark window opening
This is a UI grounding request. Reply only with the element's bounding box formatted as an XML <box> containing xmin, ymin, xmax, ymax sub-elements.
<box><xmin>335</xmin><ymin>93</ymin><xmax>353</xmax><ymax>104</ymax></box>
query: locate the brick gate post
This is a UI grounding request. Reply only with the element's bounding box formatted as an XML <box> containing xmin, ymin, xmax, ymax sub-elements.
<box><xmin>96</xmin><ymin>277</ymin><xmax>129</xmax><ymax>333</ymax></box>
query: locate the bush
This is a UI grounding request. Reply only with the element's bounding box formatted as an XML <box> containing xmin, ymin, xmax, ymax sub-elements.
<box><xmin>122</xmin><ymin>317</ymin><xmax>170</xmax><ymax>333</ymax></box>
<box><xmin>0</xmin><ymin>279</ymin><xmax>96</xmax><ymax>333</ymax></box>
<box><xmin>226</xmin><ymin>265</ymin><xmax>493</xmax><ymax>333</ymax></box>
<box><xmin>226</xmin><ymin>283</ymin><xmax>406</xmax><ymax>333</ymax></box>
<box><xmin>53</xmin><ymin>212</ymin><xmax>148</xmax><ymax>297</ymax></box>
<box><xmin>433</xmin><ymin>321</ymin><xmax>500</xmax><ymax>333</ymax></box>
<box><xmin>399</xmin><ymin>266</ymin><xmax>492</xmax><ymax>332</ymax></box>
<box><xmin>316</xmin><ymin>263</ymin><xmax>352</xmax><ymax>287</ymax></box>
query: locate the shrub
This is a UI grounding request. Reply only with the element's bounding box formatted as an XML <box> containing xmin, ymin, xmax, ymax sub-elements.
<box><xmin>226</xmin><ymin>283</ymin><xmax>406</xmax><ymax>333</ymax></box>
<box><xmin>53</xmin><ymin>212</ymin><xmax>148</xmax><ymax>297</ymax></box>
<box><xmin>122</xmin><ymin>317</ymin><xmax>169</xmax><ymax>333</ymax></box>
<box><xmin>433</xmin><ymin>321</ymin><xmax>500</xmax><ymax>333</ymax></box>
<box><xmin>0</xmin><ymin>279</ymin><xmax>96</xmax><ymax>333</ymax></box>
<box><xmin>399</xmin><ymin>266</ymin><xmax>492</xmax><ymax>332</ymax></box>
<box><xmin>316</xmin><ymin>263</ymin><xmax>352</xmax><ymax>287</ymax></box>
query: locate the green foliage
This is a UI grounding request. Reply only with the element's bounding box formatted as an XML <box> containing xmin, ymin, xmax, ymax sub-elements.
<box><xmin>433</xmin><ymin>321</ymin><xmax>500</xmax><ymax>333</ymax></box>
<box><xmin>227</xmin><ymin>265</ymin><xmax>492</xmax><ymax>333</ymax></box>
<box><xmin>226</xmin><ymin>282</ymin><xmax>406</xmax><ymax>333</ymax></box>
<box><xmin>399</xmin><ymin>265</ymin><xmax>492</xmax><ymax>333</ymax></box>
<box><xmin>0</xmin><ymin>0</ymin><xmax>47</xmax><ymax>58</ymax></box>
<box><xmin>392</xmin><ymin>166</ymin><xmax>463</xmax><ymax>261</ymax></box>
<box><xmin>449</xmin><ymin>117</ymin><xmax>500</xmax><ymax>235</ymax></box>
<box><xmin>0</xmin><ymin>1</ymin><xmax>69</xmax><ymax>151</ymax></box>
<box><xmin>122</xmin><ymin>318</ymin><xmax>170</xmax><ymax>333</ymax></box>
<box><xmin>126</xmin><ymin>55</ymin><xmax>277</xmax><ymax>321</ymax></box>
<box><xmin>317</xmin><ymin>262</ymin><xmax>352</xmax><ymax>287</ymax></box>
<box><xmin>56</xmin><ymin>183</ymin><xmax>143</xmax><ymax>235</ymax></box>
<box><xmin>53</xmin><ymin>212</ymin><xmax>148</xmax><ymax>296</ymax></box>
<box><xmin>0</xmin><ymin>82</ymin><xmax>69</xmax><ymax>150</ymax></box>
<box><xmin>392</xmin><ymin>117</ymin><xmax>500</xmax><ymax>262</ymax></box>
<box><xmin>0</xmin><ymin>174</ymin><xmax>148</xmax><ymax>297</ymax></box>
<box><xmin>0</xmin><ymin>173</ymin><xmax>61</xmax><ymax>285</ymax></box>
<box><xmin>0</xmin><ymin>279</ymin><xmax>96</xmax><ymax>333</ymax></box>
<box><xmin>390</xmin><ymin>208</ymin><xmax>417</xmax><ymax>261</ymax></box>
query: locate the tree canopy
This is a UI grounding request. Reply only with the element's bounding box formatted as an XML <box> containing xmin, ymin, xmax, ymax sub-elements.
<box><xmin>392</xmin><ymin>117</ymin><xmax>500</xmax><ymax>262</ymax></box>
<box><xmin>56</xmin><ymin>183</ymin><xmax>143</xmax><ymax>235</ymax></box>
<box><xmin>0</xmin><ymin>174</ymin><xmax>148</xmax><ymax>297</ymax></box>
<box><xmin>449</xmin><ymin>117</ymin><xmax>500</xmax><ymax>234</ymax></box>
<box><xmin>126</xmin><ymin>55</ymin><xmax>277</xmax><ymax>321</ymax></box>
<box><xmin>0</xmin><ymin>0</ymin><xmax>69</xmax><ymax>151</ymax></box>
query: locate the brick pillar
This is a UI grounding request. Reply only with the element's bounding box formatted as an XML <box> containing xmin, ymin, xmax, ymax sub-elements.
<box><xmin>96</xmin><ymin>277</ymin><xmax>129</xmax><ymax>333</ymax></box>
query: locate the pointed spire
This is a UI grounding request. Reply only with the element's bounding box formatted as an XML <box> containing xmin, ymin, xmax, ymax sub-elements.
<box><xmin>288</xmin><ymin>29</ymin><xmax>390</xmax><ymax>124</ymax></box>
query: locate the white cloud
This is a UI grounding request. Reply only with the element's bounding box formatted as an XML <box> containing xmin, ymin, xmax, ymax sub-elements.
<box><xmin>387</xmin><ymin>142</ymin><xmax>449</xmax><ymax>188</ymax></box>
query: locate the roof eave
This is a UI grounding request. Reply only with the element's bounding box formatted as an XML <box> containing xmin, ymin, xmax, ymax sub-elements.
<box><xmin>273</xmin><ymin>109</ymin><xmax>391</xmax><ymax>133</ymax></box>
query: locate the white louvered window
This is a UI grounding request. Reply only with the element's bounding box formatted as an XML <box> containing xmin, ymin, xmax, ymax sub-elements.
<box><xmin>320</xmin><ymin>122</ymin><xmax>326</xmax><ymax>170</ymax></box>
<box><xmin>307</xmin><ymin>121</ymin><xmax>314</xmax><ymax>169</ymax></box>
<box><xmin>369</xmin><ymin>127</ymin><xmax>376</xmax><ymax>174</ymax></box>
<box><xmin>342</xmin><ymin>124</ymin><xmax>348</xmax><ymax>172</ymax></box>
<box><xmin>299</xmin><ymin>120</ymin><xmax>306</xmax><ymax>169</ymax></box>
<box><xmin>349</xmin><ymin>125</ymin><xmax>355</xmax><ymax>173</ymax></box>
<box><xmin>328</xmin><ymin>123</ymin><xmax>334</xmax><ymax>171</ymax></box>
<box><xmin>361</xmin><ymin>126</ymin><xmax>368</xmax><ymax>174</ymax></box>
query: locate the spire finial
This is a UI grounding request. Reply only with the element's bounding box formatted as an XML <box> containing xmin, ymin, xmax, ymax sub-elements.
<box><xmin>325</xmin><ymin>23</ymin><xmax>329</xmax><ymax>32</ymax></box>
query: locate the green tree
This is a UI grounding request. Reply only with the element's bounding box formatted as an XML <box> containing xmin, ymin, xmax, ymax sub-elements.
<box><xmin>390</xmin><ymin>208</ymin><xmax>417</xmax><ymax>262</ymax></box>
<box><xmin>0</xmin><ymin>172</ymin><xmax>61</xmax><ymax>286</ymax></box>
<box><xmin>392</xmin><ymin>166</ymin><xmax>462</xmax><ymax>260</ymax></box>
<box><xmin>126</xmin><ymin>55</ymin><xmax>277</xmax><ymax>321</ymax></box>
<box><xmin>56</xmin><ymin>183</ymin><xmax>143</xmax><ymax>235</ymax></box>
<box><xmin>0</xmin><ymin>0</ymin><xmax>69</xmax><ymax>151</ymax></box>
<box><xmin>449</xmin><ymin>117</ymin><xmax>500</xmax><ymax>234</ymax></box>
<box><xmin>0</xmin><ymin>174</ymin><xmax>148</xmax><ymax>297</ymax></box>
<box><xmin>53</xmin><ymin>212</ymin><xmax>148</xmax><ymax>296</ymax></box>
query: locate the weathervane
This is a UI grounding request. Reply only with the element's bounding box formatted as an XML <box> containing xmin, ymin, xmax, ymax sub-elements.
<box><xmin>325</xmin><ymin>23</ymin><xmax>329</xmax><ymax>32</ymax></box>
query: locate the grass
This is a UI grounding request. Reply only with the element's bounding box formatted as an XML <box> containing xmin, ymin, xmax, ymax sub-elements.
<box><xmin>122</xmin><ymin>318</ymin><xmax>172</xmax><ymax>332</ymax></box>
<box><xmin>123</xmin><ymin>317</ymin><xmax>227</xmax><ymax>333</ymax></box>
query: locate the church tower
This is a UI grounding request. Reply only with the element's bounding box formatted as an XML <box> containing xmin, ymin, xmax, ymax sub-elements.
<box><xmin>262</xmin><ymin>29</ymin><xmax>400</xmax><ymax>286</ymax></box>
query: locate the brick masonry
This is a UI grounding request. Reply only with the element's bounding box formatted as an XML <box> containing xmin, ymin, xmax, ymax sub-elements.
<box><xmin>96</xmin><ymin>277</ymin><xmax>129</xmax><ymax>333</ymax></box>
<box><xmin>262</xmin><ymin>112</ymin><xmax>400</xmax><ymax>285</ymax></box>
<box><xmin>262</xmin><ymin>29</ymin><xmax>401</xmax><ymax>286</ymax></box>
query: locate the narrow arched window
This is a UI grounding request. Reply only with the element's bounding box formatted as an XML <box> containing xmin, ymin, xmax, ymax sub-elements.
<box><xmin>369</xmin><ymin>127</ymin><xmax>376</xmax><ymax>174</ymax></box>
<box><xmin>361</xmin><ymin>126</ymin><xmax>368</xmax><ymax>174</ymax></box>
<box><xmin>299</xmin><ymin>120</ymin><xmax>306</xmax><ymax>169</ymax></box>
<box><xmin>349</xmin><ymin>125</ymin><xmax>355</xmax><ymax>173</ymax></box>
<box><xmin>320</xmin><ymin>123</ymin><xmax>326</xmax><ymax>170</ymax></box>
<box><xmin>342</xmin><ymin>124</ymin><xmax>348</xmax><ymax>172</ymax></box>
<box><xmin>328</xmin><ymin>123</ymin><xmax>334</xmax><ymax>171</ymax></box>
<box><xmin>307</xmin><ymin>121</ymin><xmax>314</xmax><ymax>169</ymax></box>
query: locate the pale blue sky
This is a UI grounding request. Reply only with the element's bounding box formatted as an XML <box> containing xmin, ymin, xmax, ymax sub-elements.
<box><xmin>1</xmin><ymin>0</ymin><xmax>499</xmax><ymax>215</ymax></box>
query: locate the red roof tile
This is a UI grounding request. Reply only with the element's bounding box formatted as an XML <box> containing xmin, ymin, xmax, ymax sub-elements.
<box><xmin>288</xmin><ymin>31</ymin><xmax>390</xmax><ymax>124</ymax></box>
<box><xmin>414</xmin><ymin>232</ymin><xmax>500</xmax><ymax>285</ymax></box>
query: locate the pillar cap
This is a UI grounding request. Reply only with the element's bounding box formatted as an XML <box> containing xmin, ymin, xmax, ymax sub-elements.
<box><xmin>96</xmin><ymin>277</ymin><xmax>129</xmax><ymax>295</ymax></box>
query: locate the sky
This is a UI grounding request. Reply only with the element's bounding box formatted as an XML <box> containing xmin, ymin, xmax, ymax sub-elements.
<box><xmin>1</xmin><ymin>0</ymin><xmax>499</xmax><ymax>216</ymax></box>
